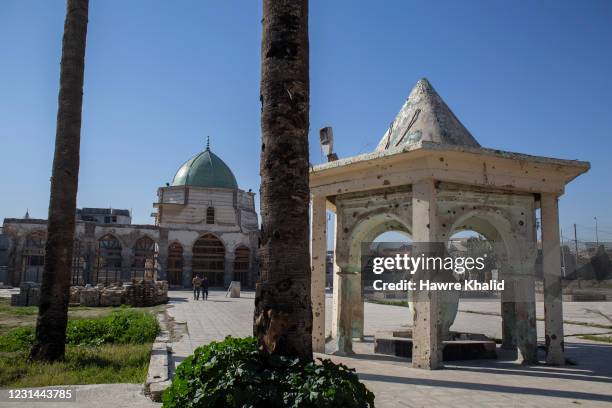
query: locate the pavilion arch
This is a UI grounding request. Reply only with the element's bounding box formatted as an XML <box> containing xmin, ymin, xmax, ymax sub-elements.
<box><xmin>445</xmin><ymin>208</ymin><xmax>538</xmax><ymax>351</ymax></box>
<box><xmin>334</xmin><ymin>212</ymin><xmax>413</xmax><ymax>340</ymax></box>
<box><xmin>445</xmin><ymin>209</ymin><xmax>516</xmax><ymax>258</ymax></box>
<box><xmin>342</xmin><ymin>212</ymin><xmax>412</xmax><ymax>271</ymax></box>
<box><xmin>192</xmin><ymin>233</ymin><xmax>226</xmax><ymax>287</ymax></box>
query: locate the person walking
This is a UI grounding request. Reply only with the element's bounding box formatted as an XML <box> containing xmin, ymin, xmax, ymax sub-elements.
<box><xmin>201</xmin><ymin>276</ymin><xmax>209</xmax><ymax>300</ymax></box>
<box><xmin>192</xmin><ymin>274</ymin><xmax>202</xmax><ymax>300</ymax></box>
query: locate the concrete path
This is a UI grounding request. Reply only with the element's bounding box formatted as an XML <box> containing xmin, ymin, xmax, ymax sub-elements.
<box><xmin>0</xmin><ymin>384</ymin><xmax>159</xmax><ymax>408</ymax></box>
<box><xmin>166</xmin><ymin>290</ymin><xmax>612</xmax><ymax>408</ymax></box>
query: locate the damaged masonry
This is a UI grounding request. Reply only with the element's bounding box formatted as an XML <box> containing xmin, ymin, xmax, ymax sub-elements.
<box><xmin>309</xmin><ymin>78</ymin><xmax>589</xmax><ymax>369</ymax></box>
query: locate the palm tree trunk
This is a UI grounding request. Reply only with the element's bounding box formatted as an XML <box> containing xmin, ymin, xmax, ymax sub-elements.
<box><xmin>254</xmin><ymin>0</ymin><xmax>312</xmax><ymax>359</ymax></box>
<box><xmin>30</xmin><ymin>0</ymin><xmax>89</xmax><ymax>362</ymax></box>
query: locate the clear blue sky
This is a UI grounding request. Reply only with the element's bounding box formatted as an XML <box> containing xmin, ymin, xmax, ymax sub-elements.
<box><xmin>1</xmin><ymin>0</ymin><xmax>611</xmax><ymax>244</ymax></box>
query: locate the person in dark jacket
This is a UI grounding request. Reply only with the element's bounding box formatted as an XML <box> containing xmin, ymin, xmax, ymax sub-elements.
<box><xmin>201</xmin><ymin>276</ymin><xmax>209</xmax><ymax>300</ymax></box>
<box><xmin>192</xmin><ymin>274</ymin><xmax>202</xmax><ymax>300</ymax></box>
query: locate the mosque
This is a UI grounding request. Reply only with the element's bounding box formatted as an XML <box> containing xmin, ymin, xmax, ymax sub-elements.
<box><xmin>0</xmin><ymin>141</ymin><xmax>259</xmax><ymax>289</ymax></box>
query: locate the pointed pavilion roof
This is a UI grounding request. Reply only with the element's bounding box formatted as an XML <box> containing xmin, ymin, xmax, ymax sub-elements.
<box><xmin>376</xmin><ymin>78</ymin><xmax>480</xmax><ymax>151</ymax></box>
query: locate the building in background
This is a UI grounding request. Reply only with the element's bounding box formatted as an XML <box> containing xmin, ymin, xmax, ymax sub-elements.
<box><xmin>77</xmin><ymin>208</ymin><xmax>132</xmax><ymax>224</ymax></box>
<box><xmin>2</xmin><ymin>144</ymin><xmax>259</xmax><ymax>289</ymax></box>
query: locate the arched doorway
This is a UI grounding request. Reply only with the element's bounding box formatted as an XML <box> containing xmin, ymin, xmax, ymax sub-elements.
<box><xmin>342</xmin><ymin>213</ymin><xmax>413</xmax><ymax>341</ymax></box>
<box><xmin>95</xmin><ymin>234</ymin><xmax>122</xmax><ymax>284</ymax></box>
<box><xmin>167</xmin><ymin>242</ymin><xmax>183</xmax><ymax>286</ymax></box>
<box><xmin>233</xmin><ymin>246</ymin><xmax>250</xmax><ymax>287</ymax></box>
<box><xmin>132</xmin><ymin>236</ymin><xmax>156</xmax><ymax>280</ymax></box>
<box><xmin>22</xmin><ymin>231</ymin><xmax>46</xmax><ymax>282</ymax></box>
<box><xmin>445</xmin><ymin>209</ymin><xmax>531</xmax><ymax>354</ymax></box>
<box><xmin>192</xmin><ymin>234</ymin><xmax>225</xmax><ymax>287</ymax></box>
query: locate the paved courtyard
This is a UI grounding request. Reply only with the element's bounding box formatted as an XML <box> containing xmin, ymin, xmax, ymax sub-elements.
<box><xmin>167</xmin><ymin>289</ymin><xmax>612</xmax><ymax>408</ymax></box>
<box><xmin>1</xmin><ymin>287</ymin><xmax>609</xmax><ymax>407</ymax></box>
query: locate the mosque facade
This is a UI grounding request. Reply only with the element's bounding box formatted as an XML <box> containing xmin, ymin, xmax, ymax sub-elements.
<box><xmin>0</xmin><ymin>144</ymin><xmax>259</xmax><ymax>289</ymax></box>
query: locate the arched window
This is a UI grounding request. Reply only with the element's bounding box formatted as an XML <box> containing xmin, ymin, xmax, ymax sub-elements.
<box><xmin>206</xmin><ymin>207</ymin><xmax>215</xmax><ymax>224</ymax></box>
<box><xmin>233</xmin><ymin>246</ymin><xmax>250</xmax><ymax>287</ymax></box>
<box><xmin>192</xmin><ymin>234</ymin><xmax>225</xmax><ymax>286</ymax></box>
<box><xmin>167</xmin><ymin>242</ymin><xmax>183</xmax><ymax>286</ymax></box>
<box><xmin>95</xmin><ymin>234</ymin><xmax>122</xmax><ymax>284</ymax></box>
<box><xmin>132</xmin><ymin>236</ymin><xmax>156</xmax><ymax>280</ymax></box>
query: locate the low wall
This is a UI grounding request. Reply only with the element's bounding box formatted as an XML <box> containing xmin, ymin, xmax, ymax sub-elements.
<box><xmin>11</xmin><ymin>280</ymin><xmax>169</xmax><ymax>307</ymax></box>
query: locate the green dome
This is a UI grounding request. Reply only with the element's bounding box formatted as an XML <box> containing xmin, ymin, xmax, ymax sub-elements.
<box><xmin>171</xmin><ymin>147</ymin><xmax>238</xmax><ymax>189</ymax></box>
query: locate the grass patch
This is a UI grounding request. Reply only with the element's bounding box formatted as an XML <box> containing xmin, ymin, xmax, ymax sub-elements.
<box><xmin>578</xmin><ymin>334</ymin><xmax>612</xmax><ymax>343</ymax></box>
<box><xmin>0</xmin><ymin>344</ymin><xmax>151</xmax><ymax>387</ymax></box>
<box><xmin>0</xmin><ymin>297</ymin><xmax>166</xmax><ymax>336</ymax></box>
<box><xmin>0</xmin><ymin>309</ymin><xmax>159</xmax><ymax>351</ymax></box>
<box><xmin>0</xmin><ymin>305</ymin><xmax>162</xmax><ymax>387</ymax></box>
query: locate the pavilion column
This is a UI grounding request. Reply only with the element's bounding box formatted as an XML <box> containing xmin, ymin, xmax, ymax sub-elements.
<box><xmin>334</xmin><ymin>264</ymin><xmax>356</xmax><ymax>355</ymax></box>
<box><xmin>182</xmin><ymin>249</ymin><xmax>193</xmax><ymax>288</ymax></box>
<box><xmin>331</xmin><ymin>263</ymin><xmax>339</xmax><ymax>338</ymax></box>
<box><xmin>331</xmin><ymin>212</ymin><xmax>339</xmax><ymax>339</ymax></box>
<box><xmin>311</xmin><ymin>195</ymin><xmax>327</xmax><ymax>353</ymax></box>
<box><xmin>500</xmin><ymin>261</ymin><xmax>517</xmax><ymax>350</ymax></box>
<box><xmin>541</xmin><ymin>193</ymin><xmax>565</xmax><ymax>365</ymax></box>
<box><xmin>512</xmin><ymin>246</ymin><xmax>538</xmax><ymax>365</ymax></box>
<box><xmin>351</xmin><ymin>272</ymin><xmax>364</xmax><ymax>340</ymax></box>
<box><xmin>411</xmin><ymin>179</ymin><xmax>443</xmax><ymax>369</ymax></box>
<box><xmin>332</xmin><ymin>209</ymin><xmax>357</xmax><ymax>356</ymax></box>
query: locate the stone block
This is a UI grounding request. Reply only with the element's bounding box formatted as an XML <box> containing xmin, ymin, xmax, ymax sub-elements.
<box><xmin>100</xmin><ymin>287</ymin><xmax>126</xmax><ymax>306</ymax></box>
<box><xmin>70</xmin><ymin>286</ymin><xmax>83</xmax><ymax>304</ymax></box>
<box><xmin>125</xmin><ymin>280</ymin><xmax>168</xmax><ymax>307</ymax></box>
<box><xmin>80</xmin><ymin>287</ymin><xmax>101</xmax><ymax>306</ymax></box>
<box><xmin>375</xmin><ymin>333</ymin><xmax>413</xmax><ymax>358</ymax></box>
<box><xmin>228</xmin><ymin>281</ymin><xmax>240</xmax><ymax>298</ymax></box>
<box><xmin>374</xmin><ymin>331</ymin><xmax>498</xmax><ymax>361</ymax></box>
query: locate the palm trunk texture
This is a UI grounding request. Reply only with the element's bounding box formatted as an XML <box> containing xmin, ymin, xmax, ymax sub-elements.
<box><xmin>254</xmin><ymin>0</ymin><xmax>313</xmax><ymax>359</ymax></box>
<box><xmin>30</xmin><ymin>0</ymin><xmax>88</xmax><ymax>362</ymax></box>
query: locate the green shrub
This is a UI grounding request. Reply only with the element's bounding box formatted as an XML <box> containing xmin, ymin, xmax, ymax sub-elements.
<box><xmin>162</xmin><ymin>336</ymin><xmax>375</xmax><ymax>408</ymax></box>
<box><xmin>66</xmin><ymin>309</ymin><xmax>159</xmax><ymax>346</ymax></box>
<box><xmin>0</xmin><ymin>309</ymin><xmax>159</xmax><ymax>351</ymax></box>
<box><xmin>0</xmin><ymin>327</ymin><xmax>34</xmax><ymax>352</ymax></box>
